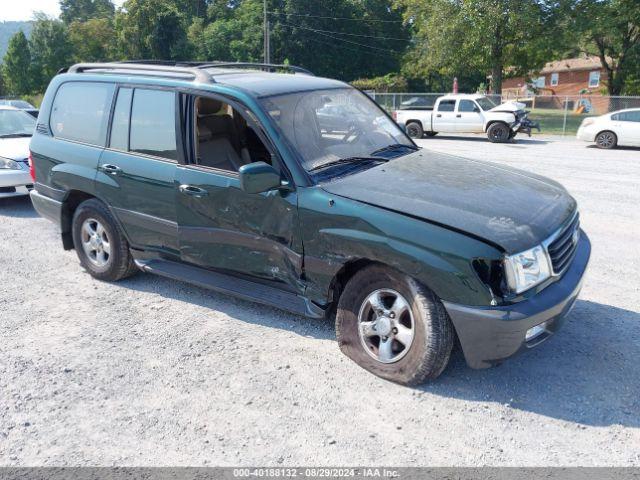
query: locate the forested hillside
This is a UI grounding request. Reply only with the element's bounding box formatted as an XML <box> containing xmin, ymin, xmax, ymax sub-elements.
<box><xmin>0</xmin><ymin>21</ymin><xmax>31</xmax><ymax>59</ymax></box>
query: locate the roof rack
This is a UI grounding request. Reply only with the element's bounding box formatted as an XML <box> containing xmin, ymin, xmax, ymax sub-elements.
<box><xmin>67</xmin><ymin>62</ymin><xmax>212</xmax><ymax>83</ymax></box>
<box><xmin>195</xmin><ymin>62</ymin><xmax>314</xmax><ymax>76</ymax></box>
<box><xmin>65</xmin><ymin>60</ymin><xmax>314</xmax><ymax>82</ymax></box>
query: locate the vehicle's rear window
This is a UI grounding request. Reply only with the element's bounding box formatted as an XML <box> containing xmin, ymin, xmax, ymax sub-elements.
<box><xmin>50</xmin><ymin>82</ymin><xmax>114</xmax><ymax>145</ymax></box>
<box><xmin>437</xmin><ymin>100</ymin><xmax>456</xmax><ymax>112</ymax></box>
<box><xmin>129</xmin><ymin>89</ymin><xmax>177</xmax><ymax>161</ymax></box>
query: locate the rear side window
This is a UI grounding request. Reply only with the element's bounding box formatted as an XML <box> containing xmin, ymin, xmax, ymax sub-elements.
<box><xmin>438</xmin><ymin>100</ymin><xmax>456</xmax><ymax>112</ymax></box>
<box><xmin>616</xmin><ymin>111</ymin><xmax>640</xmax><ymax>122</ymax></box>
<box><xmin>129</xmin><ymin>89</ymin><xmax>177</xmax><ymax>161</ymax></box>
<box><xmin>109</xmin><ymin>88</ymin><xmax>133</xmax><ymax>150</ymax></box>
<box><xmin>50</xmin><ymin>82</ymin><xmax>114</xmax><ymax>145</ymax></box>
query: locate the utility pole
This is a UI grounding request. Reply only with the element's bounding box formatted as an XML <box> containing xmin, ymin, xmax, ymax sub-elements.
<box><xmin>263</xmin><ymin>0</ymin><xmax>271</xmax><ymax>64</ymax></box>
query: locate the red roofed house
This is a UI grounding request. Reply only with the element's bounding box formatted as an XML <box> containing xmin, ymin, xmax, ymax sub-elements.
<box><xmin>500</xmin><ymin>56</ymin><xmax>610</xmax><ymax>114</ymax></box>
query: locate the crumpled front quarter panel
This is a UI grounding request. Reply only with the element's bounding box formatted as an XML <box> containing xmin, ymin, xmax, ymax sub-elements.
<box><xmin>298</xmin><ymin>186</ymin><xmax>501</xmax><ymax>307</ymax></box>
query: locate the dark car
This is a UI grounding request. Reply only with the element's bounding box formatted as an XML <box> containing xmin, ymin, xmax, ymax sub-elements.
<box><xmin>29</xmin><ymin>62</ymin><xmax>590</xmax><ymax>385</ymax></box>
<box><xmin>0</xmin><ymin>99</ymin><xmax>39</xmax><ymax>118</ymax></box>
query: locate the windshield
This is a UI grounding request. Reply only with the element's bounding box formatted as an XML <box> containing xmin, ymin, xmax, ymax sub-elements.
<box><xmin>0</xmin><ymin>109</ymin><xmax>36</xmax><ymax>137</ymax></box>
<box><xmin>260</xmin><ymin>88</ymin><xmax>413</xmax><ymax>173</ymax></box>
<box><xmin>476</xmin><ymin>97</ymin><xmax>497</xmax><ymax>111</ymax></box>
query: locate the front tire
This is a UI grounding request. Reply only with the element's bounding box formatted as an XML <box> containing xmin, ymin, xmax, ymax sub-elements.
<box><xmin>406</xmin><ymin>121</ymin><xmax>424</xmax><ymax>139</ymax></box>
<box><xmin>72</xmin><ymin>198</ymin><xmax>138</xmax><ymax>281</ymax></box>
<box><xmin>487</xmin><ymin>122</ymin><xmax>510</xmax><ymax>143</ymax></box>
<box><xmin>595</xmin><ymin>130</ymin><xmax>617</xmax><ymax>149</ymax></box>
<box><xmin>335</xmin><ymin>265</ymin><xmax>454</xmax><ymax>385</ymax></box>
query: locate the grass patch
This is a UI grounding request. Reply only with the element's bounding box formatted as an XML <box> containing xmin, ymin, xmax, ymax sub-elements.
<box><xmin>528</xmin><ymin>108</ymin><xmax>595</xmax><ymax>136</ymax></box>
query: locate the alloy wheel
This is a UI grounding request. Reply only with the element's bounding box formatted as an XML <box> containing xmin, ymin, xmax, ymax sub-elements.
<box><xmin>597</xmin><ymin>132</ymin><xmax>615</xmax><ymax>148</ymax></box>
<box><xmin>357</xmin><ymin>289</ymin><xmax>415</xmax><ymax>363</ymax></box>
<box><xmin>80</xmin><ymin>218</ymin><xmax>111</xmax><ymax>268</ymax></box>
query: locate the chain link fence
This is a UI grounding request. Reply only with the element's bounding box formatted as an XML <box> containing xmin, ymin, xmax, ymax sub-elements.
<box><xmin>370</xmin><ymin>92</ymin><xmax>640</xmax><ymax>137</ymax></box>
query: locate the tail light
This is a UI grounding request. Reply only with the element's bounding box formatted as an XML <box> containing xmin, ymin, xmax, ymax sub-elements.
<box><xmin>392</xmin><ymin>111</ymin><xmax>397</xmax><ymax>121</ymax></box>
<box><xmin>28</xmin><ymin>151</ymin><xmax>36</xmax><ymax>182</ymax></box>
<box><xmin>581</xmin><ymin>118</ymin><xmax>595</xmax><ymax>127</ymax></box>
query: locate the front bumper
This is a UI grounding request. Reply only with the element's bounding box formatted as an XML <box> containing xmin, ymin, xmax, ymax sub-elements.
<box><xmin>513</xmin><ymin>118</ymin><xmax>540</xmax><ymax>136</ymax></box>
<box><xmin>0</xmin><ymin>169</ymin><xmax>32</xmax><ymax>197</ymax></box>
<box><xmin>576</xmin><ymin>127</ymin><xmax>595</xmax><ymax>142</ymax></box>
<box><xmin>444</xmin><ymin>231</ymin><xmax>591</xmax><ymax>369</ymax></box>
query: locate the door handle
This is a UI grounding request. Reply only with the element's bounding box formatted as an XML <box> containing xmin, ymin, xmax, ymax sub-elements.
<box><xmin>456</xmin><ymin>114</ymin><xmax>462</xmax><ymax>118</ymax></box>
<box><xmin>179</xmin><ymin>184</ymin><xmax>209</xmax><ymax>197</ymax></box>
<box><xmin>436</xmin><ymin>114</ymin><xmax>442</xmax><ymax>118</ymax></box>
<box><xmin>100</xmin><ymin>164</ymin><xmax>122</xmax><ymax>175</ymax></box>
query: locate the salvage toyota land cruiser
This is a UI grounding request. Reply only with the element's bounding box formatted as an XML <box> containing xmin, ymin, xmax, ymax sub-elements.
<box><xmin>30</xmin><ymin>62</ymin><xmax>590</xmax><ymax>385</ymax></box>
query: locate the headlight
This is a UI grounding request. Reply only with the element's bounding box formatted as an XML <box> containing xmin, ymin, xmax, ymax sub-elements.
<box><xmin>0</xmin><ymin>157</ymin><xmax>21</xmax><ymax>170</ymax></box>
<box><xmin>581</xmin><ymin>118</ymin><xmax>595</xmax><ymax>127</ymax></box>
<box><xmin>504</xmin><ymin>245</ymin><xmax>551</xmax><ymax>294</ymax></box>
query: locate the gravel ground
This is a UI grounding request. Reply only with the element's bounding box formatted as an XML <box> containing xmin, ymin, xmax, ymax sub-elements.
<box><xmin>0</xmin><ymin>135</ymin><xmax>638</xmax><ymax>466</ymax></box>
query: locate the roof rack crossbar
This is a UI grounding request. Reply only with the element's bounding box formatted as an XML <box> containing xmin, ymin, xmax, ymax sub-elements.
<box><xmin>197</xmin><ymin>62</ymin><xmax>314</xmax><ymax>76</ymax></box>
<box><xmin>67</xmin><ymin>62</ymin><xmax>212</xmax><ymax>83</ymax></box>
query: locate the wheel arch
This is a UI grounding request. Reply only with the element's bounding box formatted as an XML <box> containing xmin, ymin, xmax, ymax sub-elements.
<box><xmin>596</xmin><ymin>129</ymin><xmax>618</xmax><ymax>144</ymax></box>
<box><xmin>326</xmin><ymin>257</ymin><xmax>448</xmax><ymax>319</ymax></box>
<box><xmin>484</xmin><ymin>119</ymin><xmax>509</xmax><ymax>133</ymax></box>
<box><xmin>60</xmin><ymin>190</ymin><xmax>96</xmax><ymax>250</ymax></box>
<box><xmin>405</xmin><ymin>119</ymin><xmax>424</xmax><ymax>128</ymax></box>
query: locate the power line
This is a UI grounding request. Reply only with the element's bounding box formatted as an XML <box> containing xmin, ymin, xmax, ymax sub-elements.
<box><xmin>274</xmin><ymin>23</ymin><xmax>409</xmax><ymax>42</ymax></box>
<box><xmin>278</xmin><ymin>22</ymin><xmax>406</xmax><ymax>55</ymax></box>
<box><xmin>267</xmin><ymin>11</ymin><xmax>405</xmax><ymax>24</ymax></box>
<box><xmin>304</xmin><ymin>35</ymin><xmax>401</xmax><ymax>62</ymax></box>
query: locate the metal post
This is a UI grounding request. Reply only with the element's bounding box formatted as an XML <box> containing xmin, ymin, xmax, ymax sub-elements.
<box><xmin>562</xmin><ymin>96</ymin><xmax>569</xmax><ymax>136</ymax></box>
<box><xmin>263</xmin><ymin>0</ymin><xmax>270</xmax><ymax>64</ymax></box>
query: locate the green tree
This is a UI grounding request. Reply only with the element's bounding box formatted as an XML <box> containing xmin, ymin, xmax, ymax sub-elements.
<box><xmin>395</xmin><ymin>0</ymin><xmax>556</xmax><ymax>93</ymax></box>
<box><xmin>566</xmin><ymin>0</ymin><xmax>640</xmax><ymax>95</ymax></box>
<box><xmin>29</xmin><ymin>14</ymin><xmax>75</xmax><ymax>92</ymax></box>
<box><xmin>271</xmin><ymin>0</ymin><xmax>408</xmax><ymax>80</ymax></box>
<box><xmin>68</xmin><ymin>17</ymin><xmax>116</xmax><ymax>61</ymax></box>
<box><xmin>116</xmin><ymin>0</ymin><xmax>190</xmax><ymax>59</ymax></box>
<box><xmin>2</xmin><ymin>30</ymin><xmax>32</xmax><ymax>95</ymax></box>
<box><xmin>196</xmin><ymin>0</ymin><xmax>263</xmax><ymax>62</ymax></box>
<box><xmin>59</xmin><ymin>0</ymin><xmax>115</xmax><ymax>24</ymax></box>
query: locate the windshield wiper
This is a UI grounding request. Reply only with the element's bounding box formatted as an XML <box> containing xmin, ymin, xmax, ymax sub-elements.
<box><xmin>370</xmin><ymin>143</ymin><xmax>419</xmax><ymax>157</ymax></box>
<box><xmin>308</xmin><ymin>156</ymin><xmax>384</xmax><ymax>172</ymax></box>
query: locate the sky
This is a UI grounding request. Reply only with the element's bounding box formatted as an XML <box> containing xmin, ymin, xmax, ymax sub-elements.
<box><xmin>1</xmin><ymin>0</ymin><xmax>126</xmax><ymax>22</ymax></box>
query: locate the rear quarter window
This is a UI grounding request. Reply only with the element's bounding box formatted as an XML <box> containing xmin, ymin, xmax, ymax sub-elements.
<box><xmin>49</xmin><ymin>82</ymin><xmax>114</xmax><ymax>145</ymax></box>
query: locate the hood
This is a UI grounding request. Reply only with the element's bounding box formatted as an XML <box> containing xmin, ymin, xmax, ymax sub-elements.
<box><xmin>321</xmin><ymin>150</ymin><xmax>576</xmax><ymax>253</ymax></box>
<box><xmin>489</xmin><ymin>101</ymin><xmax>526</xmax><ymax>113</ymax></box>
<box><xmin>0</xmin><ymin>137</ymin><xmax>31</xmax><ymax>161</ymax></box>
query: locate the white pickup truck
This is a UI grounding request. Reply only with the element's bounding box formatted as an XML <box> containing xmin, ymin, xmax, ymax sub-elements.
<box><xmin>393</xmin><ymin>94</ymin><xmax>539</xmax><ymax>143</ymax></box>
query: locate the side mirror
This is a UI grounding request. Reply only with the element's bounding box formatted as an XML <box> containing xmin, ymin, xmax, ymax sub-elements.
<box><xmin>474</xmin><ymin>106</ymin><xmax>481</xmax><ymax>113</ymax></box>
<box><xmin>239</xmin><ymin>161</ymin><xmax>283</xmax><ymax>194</ymax></box>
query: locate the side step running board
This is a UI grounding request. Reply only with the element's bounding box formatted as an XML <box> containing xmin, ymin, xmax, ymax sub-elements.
<box><xmin>134</xmin><ymin>258</ymin><xmax>326</xmax><ymax>319</ymax></box>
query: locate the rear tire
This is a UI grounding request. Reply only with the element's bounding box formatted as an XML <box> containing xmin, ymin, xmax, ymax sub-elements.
<box><xmin>487</xmin><ymin>122</ymin><xmax>510</xmax><ymax>143</ymax></box>
<box><xmin>595</xmin><ymin>130</ymin><xmax>617</xmax><ymax>149</ymax></box>
<box><xmin>406</xmin><ymin>121</ymin><xmax>424</xmax><ymax>139</ymax></box>
<box><xmin>72</xmin><ymin>198</ymin><xmax>138</xmax><ymax>281</ymax></box>
<box><xmin>335</xmin><ymin>265</ymin><xmax>454</xmax><ymax>385</ymax></box>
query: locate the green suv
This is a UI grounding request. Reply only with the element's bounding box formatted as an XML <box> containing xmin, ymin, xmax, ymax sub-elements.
<box><xmin>30</xmin><ymin>62</ymin><xmax>590</xmax><ymax>385</ymax></box>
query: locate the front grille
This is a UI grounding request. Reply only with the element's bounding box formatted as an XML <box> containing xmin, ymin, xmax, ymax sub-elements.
<box><xmin>0</xmin><ymin>187</ymin><xmax>16</xmax><ymax>193</ymax></box>
<box><xmin>546</xmin><ymin>212</ymin><xmax>580</xmax><ymax>274</ymax></box>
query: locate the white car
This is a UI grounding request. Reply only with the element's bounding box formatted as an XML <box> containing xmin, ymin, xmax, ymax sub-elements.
<box><xmin>577</xmin><ymin>108</ymin><xmax>640</xmax><ymax>149</ymax></box>
<box><xmin>0</xmin><ymin>106</ymin><xmax>36</xmax><ymax>198</ymax></box>
<box><xmin>393</xmin><ymin>94</ymin><xmax>539</xmax><ymax>143</ymax></box>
